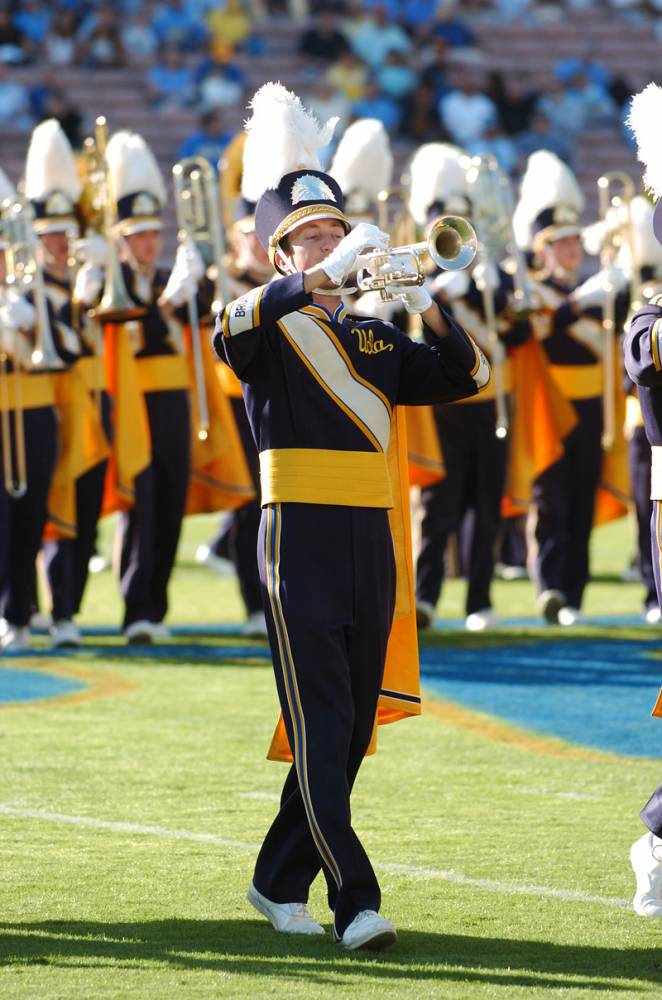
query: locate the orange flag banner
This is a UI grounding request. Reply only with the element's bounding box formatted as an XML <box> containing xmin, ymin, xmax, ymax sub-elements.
<box><xmin>405</xmin><ymin>404</ymin><xmax>445</xmax><ymax>487</ymax></box>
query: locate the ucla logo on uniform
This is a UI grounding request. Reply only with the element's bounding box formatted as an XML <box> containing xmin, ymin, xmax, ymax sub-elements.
<box><xmin>350</xmin><ymin>327</ymin><xmax>394</xmax><ymax>356</ymax></box>
<box><xmin>290</xmin><ymin>175</ymin><xmax>336</xmax><ymax>206</ymax></box>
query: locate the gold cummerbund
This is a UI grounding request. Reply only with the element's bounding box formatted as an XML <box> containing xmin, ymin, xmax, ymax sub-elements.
<box><xmin>137</xmin><ymin>355</ymin><xmax>190</xmax><ymax>394</ymax></box>
<box><xmin>259</xmin><ymin>448</ymin><xmax>394</xmax><ymax>508</ymax></box>
<box><xmin>457</xmin><ymin>358</ymin><xmax>511</xmax><ymax>404</ymax></box>
<box><xmin>549</xmin><ymin>363</ymin><xmax>602</xmax><ymax>400</ymax></box>
<box><xmin>77</xmin><ymin>355</ymin><xmax>107</xmax><ymax>391</ymax></box>
<box><xmin>0</xmin><ymin>372</ymin><xmax>55</xmax><ymax>411</ymax></box>
<box><xmin>651</xmin><ymin>446</ymin><xmax>662</xmax><ymax>501</ymax></box>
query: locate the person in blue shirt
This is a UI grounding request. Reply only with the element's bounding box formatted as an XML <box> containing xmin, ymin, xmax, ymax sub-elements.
<box><xmin>177</xmin><ymin>110</ymin><xmax>233</xmax><ymax>169</ymax></box>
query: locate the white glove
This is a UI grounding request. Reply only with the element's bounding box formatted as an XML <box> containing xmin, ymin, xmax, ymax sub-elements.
<box><xmin>570</xmin><ymin>265</ymin><xmax>627</xmax><ymax>310</ymax></box>
<box><xmin>321</xmin><ymin>223</ymin><xmax>389</xmax><ymax>287</ymax></box>
<box><xmin>72</xmin><ymin>235</ymin><xmax>108</xmax><ymax>267</ymax></box>
<box><xmin>0</xmin><ymin>294</ymin><xmax>36</xmax><ymax>331</ymax></box>
<box><xmin>160</xmin><ymin>239</ymin><xmax>205</xmax><ymax>307</ymax></box>
<box><xmin>397</xmin><ymin>285</ymin><xmax>433</xmax><ymax>315</ymax></box>
<box><xmin>432</xmin><ymin>268</ymin><xmax>470</xmax><ymax>301</ymax></box>
<box><xmin>73</xmin><ymin>262</ymin><xmax>104</xmax><ymax>306</ymax></box>
<box><xmin>472</xmin><ymin>261</ymin><xmax>499</xmax><ymax>292</ymax></box>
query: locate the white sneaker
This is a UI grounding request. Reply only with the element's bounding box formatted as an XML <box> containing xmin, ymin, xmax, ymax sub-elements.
<box><xmin>195</xmin><ymin>544</ymin><xmax>235</xmax><ymax>577</ymax></box>
<box><xmin>644</xmin><ymin>606</ymin><xmax>662</xmax><ymax>625</ymax></box>
<box><xmin>631</xmin><ymin>832</ymin><xmax>662</xmax><ymax>916</ymax></box>
<box><xmin>495</xmin><ymin>562</ymin><xmax>529</xmax><ymax>581</ymax></box>
<box><xmin>539</xmin><ymin>589</ymin><xmax>565</xmax><ymax>625</ymax></box>
<box><xmin>465</xmin><ymin>608</ymin><xmax>499</xmax><ymax>632</ymax></box>
<box><xmin>416</xmin><ymin>601</ymin><xmax>435</xmax><ymax>629</ymax></box>
<box><xmin>336</xmin><ymin>910</ymin><xmax>397</xmax><ymax>951</ymax></box>
<box><xmin>558</xmin><ymin>606</ymin><xmax>584</xmax><ymax>627</ymax></box>
<box><xmin>242</xmin><ymin>611</ymin><xmax>268</xmax><ymax>638</ymax></box>
<box><xmin>50</xmin><ymin>619</ymin><xmax>81</xmax><ymax>649</ymax></box>
<box><xmin>0</xmin><ymin>624</ymin><xmax>32</xmax><ymax>653</ymax></box>
<box><xmin>247</xmin><ymin>883</ymin><xmax>325</xmax><ymax>935</ymax></box>
<box><xmin>150</xmin><ymin>622</ymin><xmax>171</xmax><ymax>640</ymax></box>
<box><xmin>88</xmin><ymin>554</ymin><xmax>110</xmax><ymax>574</ymax></box>
<box><xmin>124</xmin><ymin>620</ymin><xmax>158</xmax><ymax>645</ymax></box>
<box><xmin>29</xmin><ymin>611</ymin><xmax>52</xmax><ymax>631</ymax></box>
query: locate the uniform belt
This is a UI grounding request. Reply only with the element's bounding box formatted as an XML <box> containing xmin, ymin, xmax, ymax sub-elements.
<box><xmin>136</xmin><ymin>355</ymin><xmax>190</xmax><ymax>393</ymax></box>
<box><xmin>456</xmin><ymin>357</ymin><xmax>511</xmax><ymax>403</ymax></box>
<box><xmin>259</xmin><ymin>448</ymin><xmax>394</xmax><ymax>508</ymax></box>
<box><xmin>76</xmin><ymin>355</ymin><xmax>107</xmax><ymax>391</ymax></box>
<box><xmin>0</xmin><ymin>371</ymin><xmax>55</xmax><ymax>411</ymax></box>
<box><xmin>625</xmin><ymin>393</ymin><xmax>644</xmax><ymax>431</ymax></box>
<box><xmin>651</xmin><ymin>446</ymin><xmax>662</xmax><ymax>501</ymax></box>
<box><xmin>548</xmin><ymin>363</ymin><xmax>602</xmax><ymax>400</ymax></box>
<box><xmin>216</xmin><ymin>360</ymin><xmax>243</xmax><ymax>398</ymax></box>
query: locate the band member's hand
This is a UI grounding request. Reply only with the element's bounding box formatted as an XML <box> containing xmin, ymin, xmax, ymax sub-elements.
<box><xmin>73</xmin><ymin>235</ymin><xmax>108</xmax><ymax>268</ymax></box>
<box><xmin>0</xmin><ymin>293</ymin><xmax>36</xmax><ymax>332</ymax></box>
<box><xmin>159</xmin><ymin>239</ymin><xmax>205</xmax><ymax>307</ymax></box>
<box><xmin>569</xmin><ymin>265</ymin><xmax>627</xmax><ymax>310</ymax></box>
<box><xmin>432</xmin><ymin>268</ymin><xmax>470</xmax><ymax>302</ymax></box>
<box><xmin>321</xmin><ymin>223</ymin><xmax>389</xmax><ymax>286</ymax></box>
<box><xmin>73</xmin><ymin>262</ymin><xmax>103</xmax><ymax>306</ymax></box>
<box><xmin>397</xmin><ymin>285</ymin><xmax>433</xmax><ymax>315</ymax></box>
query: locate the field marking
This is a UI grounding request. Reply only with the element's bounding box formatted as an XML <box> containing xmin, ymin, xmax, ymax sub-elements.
<box><xmin>0</xmin><ymin>804</ymin><xmax>630</xmax><ymax>910</ymax></box>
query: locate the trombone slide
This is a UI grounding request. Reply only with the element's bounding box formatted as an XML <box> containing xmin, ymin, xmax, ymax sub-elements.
<box><xmin>479</xmin><ymin>277</ymin><xmax>509</xmax><ymax>439</ymax></box>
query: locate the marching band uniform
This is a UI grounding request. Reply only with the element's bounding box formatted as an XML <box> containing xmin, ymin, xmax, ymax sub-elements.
<box><xmin>513</xmin><ymin>151</ymin><xmax>626</xmax><ymax>625</ymax></box>
<box><xmin>214</xmin><ymin>84</ymin><xmax>489</xmax><ymax>949</ymax></box>
<box><xmin>24</xmin><ymin>119</ymin><xmax>111</xmax><ymax>648</ymax></box>
<box><xmin>0</xmin><ymin>167</ymin><xmax>59</xmax><ymax>653</ymax></box>
<box><xmin>408</xmin><ymin>145</ymin><xmax>531</xmax><ymax>630</ymax></box>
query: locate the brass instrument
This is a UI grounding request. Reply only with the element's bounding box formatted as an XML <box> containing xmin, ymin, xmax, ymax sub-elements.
<box><xmin>2</xmin><ymin>196</ymin><xmax>62</xmax><ymax>371</ymax></box>
<box><xmin>172</xmin><ymin>156</ymin><xmax>230</xmax><ymax>442</ymax></box>
<box><xmin>465</xmin><ymin>154</ymin><xmax>533</xmax><ymax>439</ymax></box>
<box><xmin>350</xmin><ymin>215</ymin><xmax>478</xmax><ymax>302</ymax></box>
<box><xmin>597</xmin><ymin>171</ymin><xmax>635</xmax><ymax>451</ymax></box>
<box><xmin>0</xmin><ymin>312</ymin><xmax>27</xmax><ymax>499</ymax></box>
<box><xmin>377</xmin><ymin>185</ymin><xmax>416</xmax><ymax>249</ymax></box>
<box><xmin>87</xmin><ymin>116</ymin><xmax>145</xmax><ymax>324</ymax></box>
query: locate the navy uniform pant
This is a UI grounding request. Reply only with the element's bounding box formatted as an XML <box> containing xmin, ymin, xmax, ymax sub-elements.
<box><xmin>628</xmin><ymin>426</ymin><xmax>656</xmax><ymax>609</ymax></box>
<box><xmin>529</xmin><ymin>398</ymin><xmax>602</xmax><ymax>609</ymax></box>
<box><xmin>253</xmin><ymin>502</ymin><xmax>396</xmax><ymax>937</ymax></box>
<box><xmin>0</xmin><ymin>406</ymin><xmax>57</xmax><ymax>627</ymax></box>
<box><xmin>640</xmin><ymin>500</ymin><xmax>662</xmax><ymax>834</ymax></box>
<box><xmin>119</xmin><ymin>388</ymin><xmax>190</xmax><ymax>628</ymax></box>
<box><xmin>416</xmin><ymin>400</ymin><xmax>507</xmax><ymax>615</ymax></box>
<box><xmin>43</xmin><ymin>392</ymin><xmax>112</xmax><ymax>621</ymax></box>
<box><xmin>209</xmin><ymin>397</ymin><xmax>262</xmax><ymax>615</ymax></box>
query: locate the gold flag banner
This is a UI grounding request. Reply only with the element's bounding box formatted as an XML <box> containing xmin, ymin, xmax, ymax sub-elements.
<box><xmin>45</xmin><ymin>365</ymin><xmax>111</xmax><ymax>539</ymax></box>
<box><xmin>405</xmin><ymin>404</ymin><xmax>446</xmax><ymax>487</ymax></box>
<box><xmin>595</xmin><ymin>361</ymin><xmax>630</xmax><ymax>525</ymax></box>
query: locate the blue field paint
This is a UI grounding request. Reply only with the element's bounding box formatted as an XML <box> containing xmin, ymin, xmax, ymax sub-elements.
<box><xmin>0</xmin><ymin>668</ymin><xmax>85</xmax><ymax>704</ymax></box>
<box><xmin>420</xmin><ymin>639</ymin><xmax>662</xmax><ymax>758</ymax></box>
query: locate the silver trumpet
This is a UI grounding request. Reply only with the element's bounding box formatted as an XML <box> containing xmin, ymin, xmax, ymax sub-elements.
<box><xmin>350</xmin><ymin>215</ymin><xmax>478</xmax><ymax>302</ymax></box>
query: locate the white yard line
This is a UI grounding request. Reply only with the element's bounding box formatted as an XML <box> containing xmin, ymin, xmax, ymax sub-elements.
<box><xmin>0</xmin><ymin>803</ymin><xmax>630</xmax><ymax>909</ymax></box>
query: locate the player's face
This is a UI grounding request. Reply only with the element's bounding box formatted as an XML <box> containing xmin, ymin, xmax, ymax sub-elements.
<box><xmin>124</xmin><ymin>229</ymin><xmax>162</xmax><ymax>267</ymax></box>
<box><xmin>546</xmin><ymin>234</ymin><xmax>583</xmax><ymax>273</ymax></box>
<box><xmin>280</xmin><ymin>218</ymin><xmax>346</xmax><ymax>273</ymax></box>
<box><xmin>40</xmin><ymin>231</ymin><xmax>70</xmax><ymax>268</ymax></box>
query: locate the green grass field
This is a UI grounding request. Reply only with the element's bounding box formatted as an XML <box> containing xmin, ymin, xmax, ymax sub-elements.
<box><xmin>2</xmin><ymin>514</ymin><xmax>662</xmax><ymax>999</ymax></box>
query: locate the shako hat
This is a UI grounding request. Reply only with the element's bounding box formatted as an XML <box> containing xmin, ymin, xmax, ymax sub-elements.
<box><xmin>628</xmin><ymin>83</ymin><xmax>662</xmax><ymax>246</ymax></box>
<box><xmin>24</xmin><ymin>119</ymin><xmax>81</xmax><ymax>236</ymax></box>
<box><xmin>241</xmin><ymin>83</ymin><xmax>350</xmax><ymax>274</ymax></box>
<box><xmin>407</xmin><ymin>143</ymin><xmax>471</xmax><ymax>228</ymax></box>
<box><xmin>329</xmin><ymin>118</ymin><xmax>393</xmax><ymax>220</ymax></box>
<box><xmin>512</xmin><ymin>151</ymin><xmax>584</xmax><ymax>253</ymax></box>
<box><xmin>106</xmin><ymin>130</ymin><xmax>167</xmax><ymax>237</ymax></box>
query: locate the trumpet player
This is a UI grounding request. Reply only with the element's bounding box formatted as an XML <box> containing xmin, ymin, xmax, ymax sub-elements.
<box><xmin>513</xmin><ymin>151</ymin><xmax>628</xmax><ymax>626</ymax></box>
<box><xmin>410</xmin><ymin>145</ymin><xmax>532</xmax><ymax>632</ymax></box>
<box><xmin>24</xmin><ymin>118</ymin><xmax>111</xmax><ymax>649</ymax></box>
<box><xmin>0</xmin><ymin>167</ymin><xmax>59</xmax><ymax>653</ymax></box>
<box><xmin>213</xmin><ymin>84</ymin><xmax>489</xmax><ymax>951</ymax></box>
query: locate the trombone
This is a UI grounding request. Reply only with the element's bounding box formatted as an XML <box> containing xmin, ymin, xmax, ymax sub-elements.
<box><xmin>597</xmin><ymin>171</ymin><xmax>634</xmax><ymax>451</ymax></box>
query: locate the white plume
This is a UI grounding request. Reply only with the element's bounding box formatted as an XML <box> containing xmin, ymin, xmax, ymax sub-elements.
<box><xmin>630</xmin><ymin>194</ymin><xmax>662</xmax><ymax>270</ymax></box>
<box><xmin>241</xmin><ymin>82</ymin><xmax>339</xmax><ymax>201</ymax></box>
<box><xmin>24</xmin><ymin>119</ymin><xmax>81</xmax><ymax>202</ymax></box>
<box><xmin>0</xmin><ymin>166</ymin><xmax>16</xmax><ymax>203</ymax></box>
<box><xmin>106</xmin><ymin>130</ymin><xmax>166</xmax><ymax>206</ymax></box>
<box><xmin>512</xmin><ymin>150</ymin><xmax>584</xmax><ymax>250</ymax></box>
<box><xmin>408</xmin><ymin>143</ymin><xmax>468</xmax><ymax>227</ymax></box>
<box><xmin>329</xmin><ymin>119</ymin><xmax>393</xmax><ymax>202</ymax></box>
<box><xmin>628</xmin><ymin>83</ymin><xmax>662</xmax><ymax>200</ymax></box>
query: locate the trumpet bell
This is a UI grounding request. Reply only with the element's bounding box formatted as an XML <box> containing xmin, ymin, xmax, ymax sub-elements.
<box><xmin>427</xmin><ymin>216</ymin><xmax>478</xmax><ymax>272</ymax></box>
